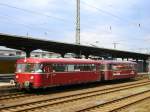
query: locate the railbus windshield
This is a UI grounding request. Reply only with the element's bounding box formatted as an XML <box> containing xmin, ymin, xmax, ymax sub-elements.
<box><xmin>16</xmin><ymin>63</ymin><xmax>43</xmax><ymax>73</ymax></box>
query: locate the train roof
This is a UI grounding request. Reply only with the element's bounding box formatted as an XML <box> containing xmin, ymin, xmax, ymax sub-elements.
<box><xmin>16</xmin><ymin>58</ymin><xmax>137</xmax><ymax>65</ymax></box>
<box><xmin>16</xmin><ymin>58</ymin><xmax>99</xmax><ymax>64</ymax></box>
<box><xmin>99</xmin><ymin>60</ymin><xmax>137</xmax><ymax>64</ymax></box>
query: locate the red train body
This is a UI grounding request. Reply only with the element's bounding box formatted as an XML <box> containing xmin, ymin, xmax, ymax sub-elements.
<box><xmin>99</xmin><ymin>60</ymin><xmax>137</xmax><ymax>80</ymax></box>
<box><xmin>15</xmin><ymin>58</ymin><xmax>137</xmax><ymax>89</ymax></box>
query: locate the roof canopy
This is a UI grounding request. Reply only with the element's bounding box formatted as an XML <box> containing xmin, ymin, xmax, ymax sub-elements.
<box><xmin>0</xmin><ymin>33</ymin><xmax>149</xmax><ymax>60</ymax></box>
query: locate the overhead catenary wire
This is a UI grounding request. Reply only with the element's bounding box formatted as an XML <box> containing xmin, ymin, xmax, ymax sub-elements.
<box><xmin>79</xmin><ymin>0</ymin><xmax>150</xmax><ymax>51</ymax></box>
<box><xmin>0</xmin><ymin>5</ymin><xmax>75</xmax><ymax>33</ymax></box>
<box><xmin>0</xmin><ymin>2</ymin><xmax>68</xmax><ymax>22</ymax></box>
<box><xmin>0</xmin><ymin>1</ymin><xmax>150</xmax><ymax>52</ymax></box>
<box><xmin>0</xmin><ymin>1</ymin><xmax>129</xmax><ymax>33</ymax></box>
<box><xmin>0</xmin><ymin>2</ymin><xmax>87</xmax><ymax>29</ymax></box>
<box><xmin>0</xmin><ymin>14</ymin><xmax>75</xmax><ymax>38</ymax></box>
<box><xmin>0</xmin><ymin>14</ymin><xmax>57</xmax><ymax>33</ymax></box>
<box><xmin>81</xmin><ymin>1</ymin><xmax>150</xmax><ymax>33</ymax></box>
<box><xmin>0</xmin><ymin>2</ymin><xmax>76</xmax><ymax>33</ymax></box>
<box><xmin>81</xmin><ymin>1</ymin><xmax>136</xmax><ymax>26</ymax></box>
<box><xmin>0</xmin><ymin>1</ymin><xmax>149</xmax><ymax>33</ymax></box>
<box><xmin>1</xmin><ymin>1</ymin><xmax>147</xmax><ymax>35</ymax></box>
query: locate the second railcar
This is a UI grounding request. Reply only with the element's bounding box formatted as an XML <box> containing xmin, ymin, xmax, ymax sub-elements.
<box><xmin>99</xmin><ymin>60</ymin><xmax>137</xmax><ymax>80</ymax></box>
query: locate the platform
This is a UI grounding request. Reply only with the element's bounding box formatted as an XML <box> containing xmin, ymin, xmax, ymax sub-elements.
<box><xmin>0</xmin><ymin>74</ymin><xmax>14</xmax><ymax>82</ymax></box>
<box><xmin>0</xmin><ymin>74</ymin><xmax>14</xmax><ymax>77</ymax></box>
<box><xmin>0</xmin><ymin>82</ymin><xmax>15</xmax><ymax>87</ymax></box>
<box><xmin>0</xmin><ymin>74</ymin><xmax>15</xmax><ymax>88</ymax></box>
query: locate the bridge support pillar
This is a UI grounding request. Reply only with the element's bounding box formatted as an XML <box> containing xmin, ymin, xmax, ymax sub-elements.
<box><xmin>85</xmin><ymin>54</ymin><xmax>89</xmax><ymax>59</ymax></box>
<box><xmin>60</xmin><ymin>53</ymin><xmax>65</xmax><ymax>58</ymax></box>
<box><xmin>136</xmin><ymin>59</ymin><xmax>138</xmax><ymax>63</ymax></box>
<box><xmin>26</xmin><ymin>50</ymin><xmax>31</xmax><ymax>57</ymax></box>
<box><xmin>143</xmin><ymin>59</ymin><xmax>147</xmax><ymax>72</ymax></box>
<box><xmin>148</xmin><ymin>57</ymin><xmax>150</xmax><ymax>74</ymax></box>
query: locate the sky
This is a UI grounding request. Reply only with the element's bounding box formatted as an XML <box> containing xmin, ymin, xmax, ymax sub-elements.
<box><xmin>0</xmin><ymin>0</ymin><xmax>150</xmax><ymax>53</ymax></box>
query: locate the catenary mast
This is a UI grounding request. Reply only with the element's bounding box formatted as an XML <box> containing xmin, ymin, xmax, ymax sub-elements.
<box><xmin>76</xmin><ymin>0</ymin><xmax>80</xmax><ymax>44</ymax></box>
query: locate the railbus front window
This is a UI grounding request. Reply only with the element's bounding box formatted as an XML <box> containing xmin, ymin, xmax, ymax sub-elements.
<box><xmin>16</xmin><ymin>63</ymin><xmax>43</xmax><ymax>73</ymax></box>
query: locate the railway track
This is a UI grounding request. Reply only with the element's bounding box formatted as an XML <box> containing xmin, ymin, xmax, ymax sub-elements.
<box><xmin>77</xmin><ymin>90</ymin><xmax>150</xmax><ymax>112</ymax></box>
<box><xmin>76</xmin><ymin>90</ymin><xmax>150</xmax><ymax>112</ymax></box>
<box><xmin>0</xmin><ymin>86</ymin><xmax>17</xmax><ymax>95</ymax></box>
<box><xmin>0</xmin><ymin>80</ymin><xmax>150</xmax><ymax>112</ymax></box>
<box><xmin>0</xmin><ymin>86</ymin><xmax>16</xmax><ymax>92</ymax></box>
<box><xmin>0</xmin><ymin>92</ymin><xmax>34</xmax><ymax>101</ymax></box>
<box><xmin>0</xmin><ymin>79</ymin><xmax>148</xmax><ymax>103</ymax></box>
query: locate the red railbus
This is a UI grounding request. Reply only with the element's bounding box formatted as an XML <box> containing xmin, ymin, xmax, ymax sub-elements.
<box><xmin>15</xmin><ymin>58</ymin><xmax>137</xmax><ymax>90</ymax></box>
<box><xmin>99</xmin><ymin>60</ymin><xmax>137</xmax><ymax>80</ymax></box>
<box><xmin>15</xmin><ymin>58</ymin><xmax>100</xmax><ymax>89</ymax></box>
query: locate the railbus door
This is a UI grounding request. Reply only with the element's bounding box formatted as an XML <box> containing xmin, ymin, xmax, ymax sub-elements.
<box><xmin>42</xmin><ymin>64</ymin><xmax>53</xmax><ymax>87</ymax></box>
<box><xmin>51</xmin><ymin>64</ymin><xmax>68</xmax><ymax>85</ymax></box>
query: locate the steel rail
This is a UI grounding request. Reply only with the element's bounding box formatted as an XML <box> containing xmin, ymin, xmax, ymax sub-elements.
<box><xmin>0</xmin><ymin>80</ymin><xmax>150</xmax><ymax>112</ymax></box>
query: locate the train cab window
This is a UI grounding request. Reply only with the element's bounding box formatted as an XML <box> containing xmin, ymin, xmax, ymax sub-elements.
<box><xmin>16</xmin><ymin>64</ymin><xmax>23</xmax><ymax>73</ymax></box>
<box><xmin>16</xmin><ymin>63</ymin><xmax>43</xmax><ymax>73</ymax></box>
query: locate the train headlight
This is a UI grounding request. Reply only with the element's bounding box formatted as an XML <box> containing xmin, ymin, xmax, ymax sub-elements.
<box><xmin>30</xmin><ymin>76</ymin><xmax>34</xmax><ymax>80</ymax></box>
<box><xmin>131</xmin><ymin>71</ymin><xmax>134</xmax><ymax>74</ymax></box>
<box><xmin>16</xmin><ymin>75</ymin><xmax>19</xmax><ymax>79</ymax></box>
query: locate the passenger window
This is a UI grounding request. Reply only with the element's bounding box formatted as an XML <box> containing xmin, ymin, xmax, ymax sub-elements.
<box><xmin>91</xmin><ymin>64</ymin><xmax>96</xmax><ymax>71</ymax></box>
<box><xmin>99</xmin><ymin>64</ymin><xmax>105</xmax><ymax>71</ymax></box>
<box><xmin>51</xmin><ymin>64</ymin><xmax>96</xmax><ymax>72</ymax></box>
<box><xmin>112</xmin><ymin>65</ymin><xmax>118</xmax><ymax>71</ymax></box>
<box><xmin>67</xmin><ymin>65</ymin><xmax>74</xmax><ymax>72</ymax></box>
<box><xmin>74</xmin><ymin>64</ymin><xmax>80</xmax><ymax>71</ymax></box>
<box><xmin>52</xmin><ymin>64</ymin><xmax>66</xmax><ymax>72</ymax></box>
<box><xmin>107</xmin><ymin>64</ymin><xmax>112</xmax><ymax>70</ymax></box>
